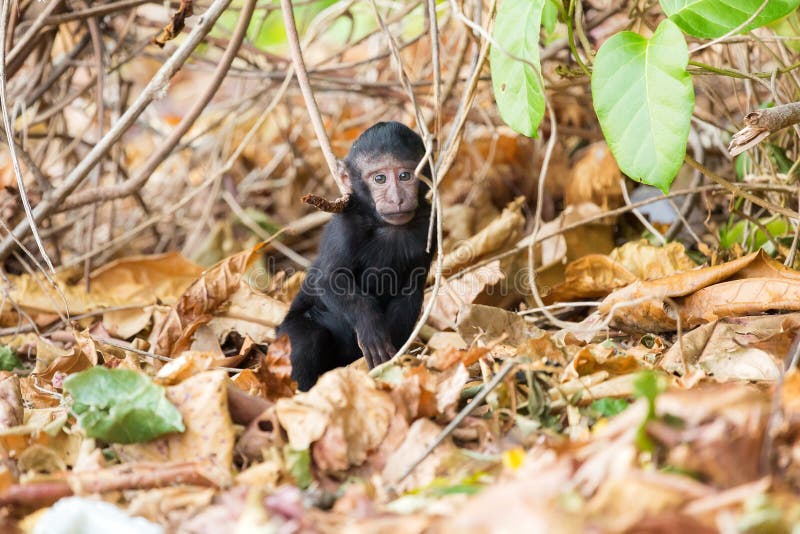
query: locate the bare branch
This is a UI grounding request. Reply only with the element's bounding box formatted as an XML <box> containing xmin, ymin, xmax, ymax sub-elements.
<box><xmin>729</xmin><ymin>101</ymin><xmax>800</xmax><ymax>156</ymax></box>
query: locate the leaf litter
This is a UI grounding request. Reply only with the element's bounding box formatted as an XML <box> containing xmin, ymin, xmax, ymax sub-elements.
<box><xmin>2</xmin><ymin>232</ymin><xmax>800</xmax><ymax>532</ymax></box>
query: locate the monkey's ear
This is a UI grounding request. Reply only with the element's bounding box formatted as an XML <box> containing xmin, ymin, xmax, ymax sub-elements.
<box><xmin>337</xmin><ymin>160</ymin><xmax>352</xmax><ymax>192</ymax></box>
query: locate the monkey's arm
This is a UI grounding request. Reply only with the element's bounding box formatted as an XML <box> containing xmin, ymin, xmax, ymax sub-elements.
<box><xmin>314</xmin><ymin>218</ymin><xmax>395</xmax><ymax>367</ymax></box>
<box><xmin>317</xmin><ymin>268</ymin><xmax>394</xmax><ymax>368</ymax></box>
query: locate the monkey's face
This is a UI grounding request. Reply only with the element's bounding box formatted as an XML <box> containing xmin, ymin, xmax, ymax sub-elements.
<box><xmin>358</xmin><ymin>156</ymin><xmax>421</xmax><ymax>225</ymax></box>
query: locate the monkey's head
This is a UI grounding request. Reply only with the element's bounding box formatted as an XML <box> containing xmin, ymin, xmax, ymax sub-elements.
<box><xmin>341</xmin><ymin>121</ymin><xmax>429</xmax><ymax>226</ymax></box>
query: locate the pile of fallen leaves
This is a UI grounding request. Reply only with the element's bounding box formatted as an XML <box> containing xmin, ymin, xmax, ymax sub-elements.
<box><xmin>2</xmin><ymin>236</ymin><xmax>800</xmax><ymax>533</ymax></box>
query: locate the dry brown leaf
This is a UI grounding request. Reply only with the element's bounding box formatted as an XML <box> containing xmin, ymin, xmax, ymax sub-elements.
<box><xmin>734</xmin><ymin>250</ymin><xmax>800</xmax><ymax>280</ymax></box>
<box><xmin>275</xmin><ymin>367</ymin><xmax>394</xmax><ymax>473</ymax></box>
<box><xmin>588</xmin><ymin>470</ymin><xmax>706</xmax><ymax>532</ymax></box>
<box><xmin>434</xmin><ymin>364</ymin><xmax>469</xmax><ymax>417</ymax></box>
<box><xmin>654</xmin><ymin>384</ymin><xmax>769</xmax><ymax>487</ymax></box>
<box><xmin>610</xmin><ymin>240</ymin><xmax>696</xmax><ymax>280</ymax></box>
<box><xmin>116</xmin><ymin>371</ymin><xmax>234</xmax><ymax>486</ymax></box>
<box><xmin>518</xmin><ymin>203</ymin><xmax>615</xmax><ymax>297</ymax></box>
<box><xmin>456</xmin><ymin>304</ymin><xmax>528</xmax><ymax>346</ymax></box>
<box><xmin>151</xmin><ymin>0</ymin><xmax>193</xmax><ymax>48</ymax></box>
<box><xmin>426</xmin><ymin>345</ymin><xmax>490</xmax><ymax>372</ymax></box>
<box><xmin>565</xmin><ymin>142</ymin><xmax>624</xmax><ymax>210</ymax></box>
<box><xmin>2</xmin><ymin>253</ymin><xmax>202</xmax><ymax>320</ymax></box>
<box><xmin>660</xmin><ymin>313</ymin><xmax>800</xmax><ymax>380</ymax></box>
<box><xmin>564</xmin><ymin>344</ymin><xmax>641</xmax><ymax>379</ymax></box>
<box><xmin>382</xmin><ymin>418</ymin><xmax>457</xmax><ymax>493</ymax></box>
<box><xmin>206</xmin><ymin>283</ymin><xmax>288</xmax><ymax>345</ymax></box>
<box><xmin>102</xmin><ymin>306</ymin><xmax>153</xmax><ymax>339</ymax></box>
<box><xmin>599</xmin><ymin>252</ymin><xmax>760</xmax><ymax>331</ymax></box>
<box><xmin>426</xmin><ymin>332</ymin><xmax>467</xmax><ymax>351</ymax></box>
<box><xmin>546</xmin><ymin>254</ymin><xmax>637</xmax><ymax>302</ymax></box>
<box><xmin>153</xmin><ymin>243</ymin><xmax>267</xmax><ymax>356</ymax></box>
<box><xmin>431</xmin><ymin>449</ymin><xmax>583</xmax><ymax>533</ymax></box>
<box><xmin>439</xmin><ymin>197</ymin><xmax>526</xmax><ymax>276</ymax></box>
<box><xmin>681</xmin><ymin>278</ymin><xmax>800</xmax><ymax>327</ymax></box>
<box><xmin>257</xmin><ymin>335</ymin><xmax>296</xmax><ymax>400</ymax></box>
<box><xmin>32</xmin><ymin>335</ymin><xmax>94</xmax><ymax>383</ymax></box>
<box><xmin>426</xmin><ymin>260</ymin><xmax>505</xmax><ymax>330</ymax></box>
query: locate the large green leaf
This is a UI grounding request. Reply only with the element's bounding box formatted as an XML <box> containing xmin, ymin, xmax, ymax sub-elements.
<box><xmin>490</xmin><ymin>0</ymin><xmax>545</xmax><ymax>137</ymax></box>
<box><xmin>660</xmin><ymin>0</ymin><xmax>800</xmax><ymax>38</ymax></box>
<box><xmin>591</xmin><ymin>19</ymin><xmax>694</xmax><ymax>192</ymax></box>
<box><xmin>63</xmin><ymin>367</ymin><xmax>185</xmax><ymax>444</ymax></box>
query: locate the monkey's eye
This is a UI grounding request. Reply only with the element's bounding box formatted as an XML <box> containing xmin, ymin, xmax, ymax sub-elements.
<box><xmin>374</xmin><ymin>174</ymin><xmax>387</xmax><ymax>184</ymax></box>
<box><xmin>399</xmin><ymin>171</ymin><xmax>412</xmax><ymax>181</ymax></box>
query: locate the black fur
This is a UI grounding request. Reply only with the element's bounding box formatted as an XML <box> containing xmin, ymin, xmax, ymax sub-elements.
<box><xmin>278</xmin><ymin>122</ymin><xmax>435</xmax><ymax>390</ymax></box>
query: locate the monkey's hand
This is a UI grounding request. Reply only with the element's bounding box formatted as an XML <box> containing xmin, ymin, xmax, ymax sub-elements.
<box><xmin>356</xmin><ymin>329</ymin><xmax>396</xmax><ymax>369</ymax></box>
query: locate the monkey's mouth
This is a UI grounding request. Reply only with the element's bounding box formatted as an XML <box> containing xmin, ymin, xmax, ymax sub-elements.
<box><xmin>380</xmin><ymin>210</ymin><xmax>415</xmax><ymax>225</ymax></box>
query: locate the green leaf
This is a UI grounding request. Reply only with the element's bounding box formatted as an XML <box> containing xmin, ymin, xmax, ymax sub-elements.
<box><xmin>283</xmin><ymin>446</ymin><xmax>312</xmax><ymax>489</ymax></box>
<box><xmin>718</xmin><ymin>217</ymin><xmax>790</xmax><ymax>251</ymax></box>
<box><xmin>542</xmin><ymin>0</ymin><xmax>559</xmax><ymax>34</ymax></box>
<box><xmin>63</xmin><ymin>367</ymin><xmax>184</xmax><ymax>444</ymax></box>
<box><xmin>0</xmin><ymin>346</ymin><xmax>21</xmax><ymax>371</ymax></box>
<box><xmin>592</xmin><ymin>19</ymin><xmax>694</xmax><ymax>193</ymax></box>
<box><xmin>660</xmin><ymin>0</ymin><xmax>800</xmax><ymax>38</ymax></box>
<box><xmin>632</xmin><ymin>371</ymin><xmax>666</xmax><ymax>452</ymax></box>
<box><xmin>490</xmin><ymin>0</ymin><xmax>546</xmax><ymax>137</ymax></box>
<box><xmin>590</xmin><ymin>398</ymin><xmax>630</xmax><ymax>417</ymax></box>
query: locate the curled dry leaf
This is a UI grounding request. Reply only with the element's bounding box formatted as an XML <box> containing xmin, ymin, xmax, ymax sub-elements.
<box><xmin>155</xmin><ymin>351</ymin><xmax>220</xmax><ymax>385</ymax></box>
<box><xmin>681</xmin><ymin>278</ymin><xmax>800</xmax><ymax>327</ymax></box>
<box><xmin>426</xmin><ymin>260</ymin><xmax>505</xmax><ymax>330</ymax></box>
<box><xmin>600</xmin><ymin>252</ymin><xmax>759</xmax><ymax>331</ymax></box>
<box><xmin>660</xmin><ymin>313</ymin><xmax>800</xmax><ymax>380</ymax></box>
<box><xmin>275</xmin><ymin>367</ymin><xmax>394</xmax><ymax>473</ymax></box>
<box><xmin>152</xmin><ymin>0</ymin><xmax>193</xmax><ymax>48</ymax></box>
<box><xmin>258</xmin><ymin>335</ymin><xmax>296</xmax><ymax>400</ymax></box>
<box><xmin>609</xmin><ymin>240</ymin><xmax>696</xmax><ymax>280</ymax></box>
<box><xmin>153</xmin><ymin>243</ymin><xmax>267</xmax><ymax>356</ymax></box>
<box><xmin>206</xmin><ymin>283</ymin><xmax>288</xmax><ymax>345</ymax></box>
<box><xmin>32</xmin><ymin>333</ymin><xmax>95</xmax><ymax>384</ymax></box>
<box><xmin>550</xmin><ymin>233</ymin><xmax>696</xmax><ymax>306</ymax></box>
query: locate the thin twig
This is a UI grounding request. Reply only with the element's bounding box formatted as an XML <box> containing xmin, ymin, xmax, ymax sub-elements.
<box><xmin>280</xmin><ymin>0</ymin><xmax>345</xmax><ymax>194</ymax></box>
<box><xmin>620</xmin><ymin>178</ymin><xmax>666</xmax><ymax>244</ymax></box>
<box><xmin>684</xmin><ymin>154</ymin><xmax>799</xmax><ymax>220</ymax></box>
<box><xmin>393</xmin><ymin>358</ymin><xmax>518</xmax><ymax>485</ymax></box>
<box><xmin>0</xmin><ymin>0</ymin><xmax>55</xmax><ymax>273</ymax></box>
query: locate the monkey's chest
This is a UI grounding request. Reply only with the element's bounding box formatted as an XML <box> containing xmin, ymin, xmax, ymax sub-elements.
<box><xmin>355</xmin><ymin>233</ymin><xmax>428</xmax><ymax>298</ymax></box>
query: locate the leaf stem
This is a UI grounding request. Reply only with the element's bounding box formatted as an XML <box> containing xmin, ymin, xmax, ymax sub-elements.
<box><xmin>560</xmin><ymin>0</ymin><xmax>590</xmax><ymax>76</ymax></box>
<box><xmin>689</xmin><ymin>59</ymin><xmax>800</xmax><ymax>80</ymax></box>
